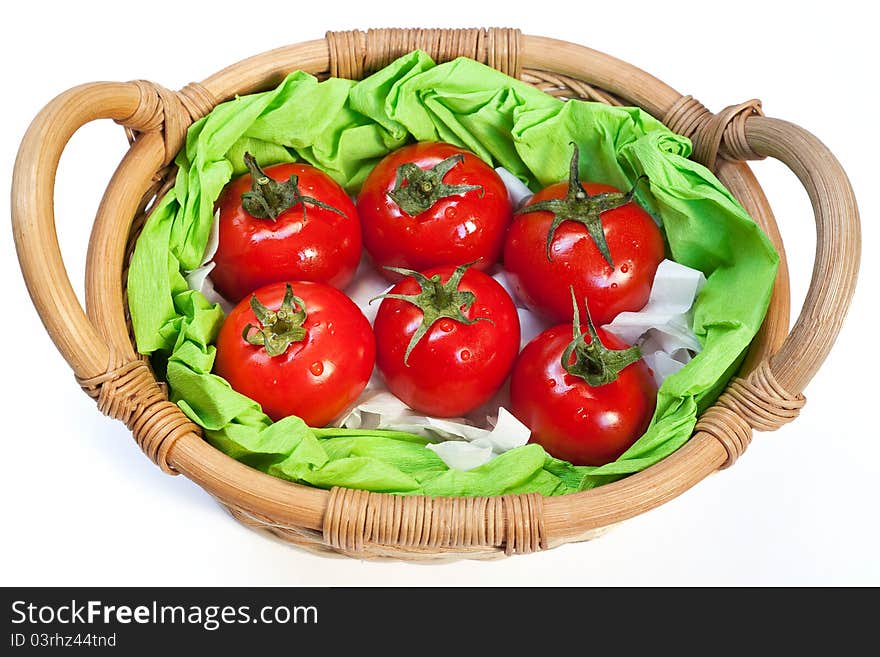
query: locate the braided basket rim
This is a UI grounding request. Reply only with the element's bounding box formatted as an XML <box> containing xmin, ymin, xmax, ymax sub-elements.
<box><xmin>13</xmin><ymin>28</ymin><xmax>860</xmax><ymax>563</ymax></box>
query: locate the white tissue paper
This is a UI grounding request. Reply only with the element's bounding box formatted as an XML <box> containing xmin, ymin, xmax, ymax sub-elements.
<box><xmin>334</xmin><ymin>386</ymin><xmax>531</xmax><ymax>472</ymax></box>
<box><xmin>602</xmin><ymin>258</ymin><xmax>707</xmax><ymax>387</ymax></box>
<box><xmin>342</xmin><ymin>256</ymin><xmax>394</xmax><ymax>324</ymax></box>
<box><xmin>184</xmin><ymin>210</ymin><xmax>234</xmax><ymax>313</ymax></box>
<box><xmin>183</xmin><ymin>168</ymin><xmax>706</xmax><ymax>471</ymax></box>
<box><xmin>335</xmin><ymin>386</ymin><xmax>531</xmax><ymax>472</ymax></box>
<box><xmin>495</xmin><ymin>167</ymin><xmax>533</xmax><ymax>208</ymax></box>
<box><xmin>491</xmin><ymin>270</ymin><xmax>546</xmax><ymax>349</ymax></box>
<box><xmin>425</xmin><ymin>440</ymin><xmax>495</xmax><ymax>472</ymax></box>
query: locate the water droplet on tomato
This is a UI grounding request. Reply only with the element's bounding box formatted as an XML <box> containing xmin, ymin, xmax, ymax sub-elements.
<box><xmin>610</xmin><ymin>283</ymin><xmax>618</xmax><ymax>289</ymax></box>
<box><xmin>619</xmin><ymin>263</ymin><xmax>629</xmax><ymax>273</ymax></box>
<box><xmin>546</xmin><ymin>378</ymin><xmax>556</xmax><ymax>388</ymax></box>
<box><xmin>459</xmin><ymin>349</ymin><xmax>472</xmax><ymax>361</ymax></box>
<box><xmin>309</xmin><ymin>361</ymin><xmax>324</xmax><ymax>376</ymax></box>
<box><xmin>439</xmin><ymin>319</ymin><xmax>454</xmax><ymax>332</ymax></box>
<box><xmin>445</xmin><ymin>206</ymin><xmax>457</xmax><ymax>219</ymax></box>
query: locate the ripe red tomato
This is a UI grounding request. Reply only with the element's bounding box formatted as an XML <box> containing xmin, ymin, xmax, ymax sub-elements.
<box><xmin>214</xmin><ymin>280</ymin><xmax>375</xmax><ymax>426</ymax></box>
<box><xmin>503</xmin><ymin>145</ymin><xmax>665</xmax><ymax>326</ymax></box>
<box><xmin>510</xmin><ymin>301</ymin><xmax>657</xmax><ymax>466</ymax></box>
<box><xmin>373</xmin><ymin>262</ymin><xmax>520</xmax><ymax>417</ymax></box>
<box><xmin>357</xmin><ymin>142</ymin><xmax>512</xmax><ymax>280</ymax></box>
<box><xmin>211</xmin><ymin>153</ymin><xmax>361</xmax><ymax>304</ymax></box>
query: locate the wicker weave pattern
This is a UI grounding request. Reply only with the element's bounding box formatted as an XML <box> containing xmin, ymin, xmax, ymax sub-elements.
<box><xmin>115</xmin><ymin>79</ymin><xmax>216</xmax><ymax>165</ymax></box>
<box><xmin>695</xmin><ymin>361</ymin><xmax>806</xmax><ymax>467</ymax></box>
<box><xmin>11</xmin><ymin>28</ymin><xmax>860</xmax><ymax>561</ymax></box>
<box><xmin>76</xmin><ymin>355</ymin><xmax>199</xmax><ymax>474</ymax></box>
<box><xmin>327</xmin><ymin>27</ymin><xmax>522</xmax><ymax>79</ymax></box>
<box><xmin>323</xmin><ymin>487</ymin><xmax>545</xmax><ymax>556</ymax></box>
<box><xmin>521</xmin><ymin>70</ymin><xmax>624</xmax><ymax>105</ymax></box>
<box><xmin>664</xmin><ymin>96</ymin><xmax>765</xmax><ymax>171</ymax></box>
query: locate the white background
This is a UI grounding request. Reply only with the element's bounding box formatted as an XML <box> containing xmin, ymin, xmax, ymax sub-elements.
<box><xmin>2</xmin><ymin>0</ymin><xmax>877</xmax><ymax>586</ymax></box>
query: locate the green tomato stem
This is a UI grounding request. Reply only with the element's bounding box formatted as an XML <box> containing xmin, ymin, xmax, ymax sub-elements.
<box><xmin>371</xmin><ymin>261</ymin><xmax>493</xmax><ymax>366</ymax></box>
<box><xmin>240</xmin><ymin>152</ymin><xmax>345</xmax><ymax>221</ymax></box>
<box><xmin>242</xmin><ymin>283</ymin><xmax>308</xmax><ymax>357</ymax></box>
<box><xmin>561</xmin><ymin>288</ymin><xmax>642</xmax><ymax>387</ymax></box>
<box><xmin>514</xmin><ymin>142</ymin><xmax>648</xmax><ymax>268</ymax></box>
<box><xmin>388</xmin><ymin>153</ymin><xmax>484</xmax><ymax>216</ymax></box>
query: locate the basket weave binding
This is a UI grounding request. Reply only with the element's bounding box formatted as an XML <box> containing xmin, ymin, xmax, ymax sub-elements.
<box><xmin>12</xmin><ymin>27</ymin><xmax>858</xmax><ymax>561</ymax></box>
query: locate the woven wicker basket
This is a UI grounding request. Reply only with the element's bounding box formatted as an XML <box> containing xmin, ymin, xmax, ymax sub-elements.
<box><xmin>11</xmin><ymin>28</ymin><xmax>860</xmax><ymax>561</ymax></box>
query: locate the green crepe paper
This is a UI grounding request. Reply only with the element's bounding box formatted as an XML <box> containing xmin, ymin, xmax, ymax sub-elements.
<box><xmin>127</xmin><ymin>51</ymin><xmax>778</xmax><ymax>496</ymax></box>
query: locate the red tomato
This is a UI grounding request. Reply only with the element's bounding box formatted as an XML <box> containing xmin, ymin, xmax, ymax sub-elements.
<box><xmin>503</xmin><ymin>146</ymin><xmax>665</xmax><ymax>325</ymax></box>
<box><xmin>211</xmin><ymin>153</ymin><xmax>361</xmax><ymax>304</ymax></box>
<box><xmin>510</xmin><ymin>311</ymin><xmax>657</xmax><ymax>466</ymax></box>
<box><xmin>373</xmin><ymin>263</ymin><xmax>520</xmax><ymax>417</ymax></box>
<box><xmin>214</xmin><ymin>280</ymin><xmax>375</xmax><ymax>426</ymax></box>
<box><xmin>357</xmin><ymin>142</ymin><xmax>512</xmax><ymax>280</ymax></box>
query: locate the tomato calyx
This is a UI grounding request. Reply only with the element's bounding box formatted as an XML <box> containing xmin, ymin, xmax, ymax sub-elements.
<box><xmin>240</xmin><ymin>152</ymin><xmax>345</xmax><ymax>221</ymax></box>
<box><xmin>515</xmin><ymin>143</ymin><xmax>648</xmax><ymax>268</ymax></box>
<box><xmin>561</xmin><ymin>289</ymin><xmax>642</xmax><ymax>387</ymax></box>
<box><xmin>372</xmin><ymin>261</ymin><xmax>492</xmax><ymax>365</ymax></box>
<box><xmin>242</xmin><ymin>283</ymin><xmax>308</xmax><ymax>357</ymax></box>
<box><xmin>388</xmin><ymin>154</ymin><xmax>485</xmax><ymax>216</ymax></box>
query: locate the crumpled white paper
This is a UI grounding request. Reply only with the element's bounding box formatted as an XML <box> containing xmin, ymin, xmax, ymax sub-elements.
<box><xmin>494</xmin><ymin>167</ymin><xmax>533</xmax><ymax>208</ymax></box>
<box><xmin>491</xmin><ymin>269</ymin><xmax>546</xmax><ymax>349</ymax></box>
<box><xmin>602</xmin><ymin>258</ymin><xmax>707</xmax><ymax>387</ymax></box>
<box><xmin>426</xmin><ymin>408</ymin><xmax>531</xmax><ymax>470</ymax></box>
<box><xmin>182</xmin><ymin>168</ymin><xmax>706</xmax><ymax>471</ymax></box>
<box><xmin>335</xmin><ymin>388</ymin><xmax>531</xmax><ymax>471</ymax></box>
<box><xmin>183</xmin><ymin>210</ymin><xmax>234</xmax><ymax>313</ymax></box>
<box><xmin>342</xmin><ymin>257</ymin><xmax>394</xmax><ymax>324</ymax></box>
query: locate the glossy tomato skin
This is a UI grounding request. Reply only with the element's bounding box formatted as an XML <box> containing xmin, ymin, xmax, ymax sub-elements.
<box><xmin>214</xmin><ymin>281</ymin><xmax>375</xmax><ymax>426</ymax></box>
<box><xmin>358</xmin><ymin>142</ymin><xmax>512</xmax><ymax>280</ymax></box>
<box><xmin>503</xmin><ymin>181</ymin><xmax>665</xmax><ymax>326</ymax></box>
<box><xmin>510</xmin><ymin>324</ymin><xmax>657</xmax><ymax>466</ymax></box>
<box><xmin>373</xmin><ymin>266</ymin><xmax>520</xmax><ymax>417</ymax></box>
<box><xmin>211</xmin><ymin>163</ymin><xmax>361</xmax><ymax>304</ymax></box>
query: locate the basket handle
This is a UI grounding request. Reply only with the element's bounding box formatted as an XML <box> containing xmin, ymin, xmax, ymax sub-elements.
<box><xmin>542</xmin><ymin>108</ymin><xmax>862</xmax><ymax>544</ymax></box>
<box><xmin>615</xmin><ymin>88</ymin><xmax>857</xmax><ymax>468</ymax></box>
<box><xmin>11</xmin><ymin>80</ymin><xmax>212</xmax><ymax>474</ymax></box>
<box><xmin>659</xmin><ymin>96</ymin><xmax>861</xmax><ymax>397</ymax></box>
<box><xmin>12</xmin><ymin>82</ymin><xmax>143</xmax><ymax>378</ymax></box>
<box><xmin>675</xmin><ymin>113</ymin><xmax>859</xmax><ymax>468</ymax></box>
<box><xmin>743</xmin><ymin>116</ymin><xmax>860</xmax><ymax>393</ymax></box>
<box><xmin>12</xmin><ymin>78</ymin><xmax>214</xmax><ymax>374</ymax></box>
